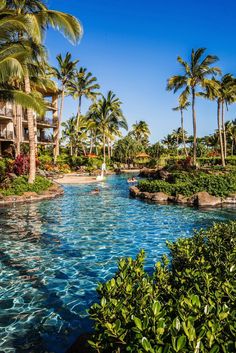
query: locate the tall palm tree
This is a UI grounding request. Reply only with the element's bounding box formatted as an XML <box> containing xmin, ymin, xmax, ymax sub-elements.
<box><xmin>52</xmin><ymin>52</ymin><xmax>79</xmax><ymax>161</ymax></box>
<box><xmin>199</xmin><ymin>78</ymin><xmax>226</xmax><ymax>166</ymax></box>
<box><xmin>61</xmin><ymin>116</ymin><xmax>77</xmax><ymax>156</ymax></box>
<box><xmin>88</xmin><ymin>91</ymin><xmax>127</xmax><ymax>163</ymax></box>
<box><xmin>218</xmin><ymin>74</ymin><xmax>236</xmax><ymax>158</ymax></box>
<box><xmin>0</xmin><ymin>9</ymin><xmax>46</xmax><ymax>112</ymax></box>
<box><xmin>4</xmin><ymin>0</ymin><xmax>82</xmax><ymax>183</ymax></box>
<box><xmin>167</xmin><ymin>48</ymin><xmax>221</xmax><ymax>166</ymax></box>
<box><xmin>172</xmin><ymin>99</ymin><xmax>190</xmax><ymax>156</ymax></box>
<box><xmin>131</xmin><ymin>120</ymin><xmax>150</xmax><ymax>145</ymax></box>
<box><xmin>67</xmin><ymin>67</ymin><xmax>100</xmax><ymax>129</ymax></box>
<box><xmin>225</xmin><ymin>120</ymin><xmax>236</xmax><ymax>156</ymax></box>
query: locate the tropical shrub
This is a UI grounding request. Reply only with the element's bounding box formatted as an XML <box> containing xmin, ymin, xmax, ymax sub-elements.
<box><xmin>89</xmin><ymin>221</ymin><xmax>236</xmax><ymax>353</ymax></box>
<box><xmin>0</xmin><ymin>176</ymin><xmax>52</xmax><ymax>196</ymax></box>
<box><xmin>138</xmin><ymin>172</ymin><xmax>236</xmax><ymax>197</ymax></box>
<box><xmin>0</xmin><ymin>158</ymin><xmax>7</xmax><ymax>181</ymax></box>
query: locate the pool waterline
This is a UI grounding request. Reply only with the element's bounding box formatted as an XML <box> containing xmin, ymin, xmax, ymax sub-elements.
<box><xmin>0</xmin><ymin>174</ymin><xmax>235</xmax><ymax>353</ymax></box>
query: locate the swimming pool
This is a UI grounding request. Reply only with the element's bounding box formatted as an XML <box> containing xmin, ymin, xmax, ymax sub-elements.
<box><xmin>0</xmin><ymin>175</ymin><xmax>235</xmax><ymax>353</ymax></box>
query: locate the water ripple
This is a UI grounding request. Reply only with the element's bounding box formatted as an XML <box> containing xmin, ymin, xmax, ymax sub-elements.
<box><xmin>0</xmin><ymin>174</ymin><xmax>235</xmax><ymax>352</ymax></box>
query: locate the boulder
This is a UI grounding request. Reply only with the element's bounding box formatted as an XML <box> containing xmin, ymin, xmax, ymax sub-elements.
<box><xmin>23</xmin><ymin>192</ymin><xmax>38</xmax><ymax>198</ymax></box>
<box><xmin>139</xmin><ymin>192</ymin><xmax>152</xmax><ymax>199</ymax></box>
<box><xmin>188</xmin><ymin>191</ymin><xmax>221</xmax><ymax>206</ymax></box>
<box><xmin>129</xmin><ymin>186</ymin><xmax>140</xmax><ymax>197</ymax></box>
<box><xmin>223</xmin><ymin>194</ymin><xmax>236</xmax><ymax>204</ymax></box>
<box><xmin>7</xmin><ymin>173</ymin><xmax>17</xmax><ymax>180</ymax></box>
<box><xmin>151</xmin><ymin>192</ymin><xmax>169</xmax><ymax>202</ymax></box>
<box><xmin>37</xmin><ymin>169</ymin><xmax>46</xmax><ymax>177</ymax></box>
<box><xmin>175</xmin><ymin>194</ymin><xmax>189</xmax><ymax>204</ymax></box>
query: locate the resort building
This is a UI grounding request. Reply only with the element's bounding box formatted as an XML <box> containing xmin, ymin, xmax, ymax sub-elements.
<box><xmin>0</xmin><ymin>89</ymin><xmax>59</xmax><ymax>158</ymax></box>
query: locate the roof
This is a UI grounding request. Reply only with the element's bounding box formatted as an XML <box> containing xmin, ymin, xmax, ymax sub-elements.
<box><xmin>136</xmin><ymin>152</ymin><xmax>150</xmax><ymax>158</ymax></box>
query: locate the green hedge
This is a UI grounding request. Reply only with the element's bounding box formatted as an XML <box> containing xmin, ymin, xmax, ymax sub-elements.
<box><xmin>0</xmin><ymin>176</ymin><xmax>52</xmax><ymax>196</ymax></box>
<box><xmin>138</xmin><ymin>172</ymin><xmax>236</xmax><ymax>197</ymax></box>
<box><xmin>89</xmin><ymin>221</ymin><xmax>236</xmax><ymax>353</ymax></box>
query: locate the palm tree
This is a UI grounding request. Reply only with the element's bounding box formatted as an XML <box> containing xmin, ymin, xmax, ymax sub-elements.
<box><xmin>218</xmin><ymin>74</ymin><xmax>236</xmax><ymax>158</ymax></box>
<box><xmin>225</xmin><ymin>120</ymin><xmax>236</xmax><ymax>156</ymax></box>
<box><xmin>172</xmin><ymin>99</ymin><xmax>190</xmax><ymax>156</ymax></box>
<box><xmin>88</xmin><ymin>91</ymin><xmax>128</xmax><ymax>163</ymax></box>
<box><xmin>67</xmin><ymin>67</ymin><xmax>100</xmax><ymax>130</ymax></box>
<box><xmin>61</xmin><ymin>116</ymin><xmax>77</xmax><ymax>156</ymax></box>
<box><xmin>131</xmin><ymin>120</ymin><xmax>150</xmax><ymax>145</ymax></box>
<box><xmin>4</xmin><ymin>0</ymin><xmax>82</xmax><ymax>182</ymax></box>
<box><xmin>167</xmin><ymin>48</ymin><xmax>221</xmax><ymax>166</ymax></box>
<box><xmin>0</xmin><ymin>9</ymin><xmax>46</xmax><ymax>113</ymax></box>
<box><xmin>52</xmin><ymin>52</ymin><xmax>79</xmax><ymax>161</ymax></box>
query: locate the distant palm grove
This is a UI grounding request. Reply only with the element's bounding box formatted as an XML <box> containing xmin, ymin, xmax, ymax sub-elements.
<box><xmin>1</xmin><ymin>1</ymin><xmax>236</xmax><ymax>183</ymax></box>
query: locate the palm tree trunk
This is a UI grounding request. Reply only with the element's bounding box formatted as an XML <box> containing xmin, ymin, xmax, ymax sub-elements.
<box><xmin>103</xmin><ymin>133</ymin><xmax>106</xmax><ymax>163</ymax></box>
<box><xmin>55</xmin><ymin>87</ymin><xmax>65</xmax><ymax>162</ymax></box>
<box><xmin>181</xmin><ymin>109</ymin><xmax>188</xmax><ymax>157</ymax></box>
<box><xmin>76</xmin><ymin>96</ymin><xmax>82</xmax><ymax>130</ymax></box>
<box><xmin>192</xmin><ymin>88</ymin><xmax>197</xmax><ymax>166</ymax></box>
<box><xmin>221</xmin><ymin>102</ymin><xmax>227</xmax><ymax>158</ymax></box>
<box><xmin>24</xmin><ymin>72</ymin><xmax>36</xmax><ymax>184</ymax></box>
<box><xmin>89</xmin><ymin>138</ymin><xmax>93</xmax><ymax>154</ymax></box>
<box><xmin>217</xmin><ymin>100</ymin><xmax>225</xmax><ymax>167</ymax></box>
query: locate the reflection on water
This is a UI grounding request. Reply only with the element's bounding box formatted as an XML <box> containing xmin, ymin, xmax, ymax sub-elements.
<box><xmin>0</xmin><ymin>175</ymin><xmax>235</xmax><ymax>353</ymax></box>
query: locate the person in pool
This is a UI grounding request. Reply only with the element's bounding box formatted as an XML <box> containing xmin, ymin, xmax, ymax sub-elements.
<box><xmin>90</xmin><ymin>188</ymin><xmax>100</xmax><ymax>194</ymax></box>
<box><xmin>127</xmin><ymin>177</ymin><xmax>137</xmax><ymax>183</ymax></box>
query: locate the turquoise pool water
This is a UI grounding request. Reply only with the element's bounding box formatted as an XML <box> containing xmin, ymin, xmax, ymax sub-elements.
<box><xmin>0</xmin><ymin>174</ymin><xmax>235</xmax><ymax>353</ymax></box>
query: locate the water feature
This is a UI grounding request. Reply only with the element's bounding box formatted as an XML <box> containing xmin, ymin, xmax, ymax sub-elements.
<box><xmin>0</xmin><ymin>174</ymin><xmax>235</xmax><ymax>353</ymax></box>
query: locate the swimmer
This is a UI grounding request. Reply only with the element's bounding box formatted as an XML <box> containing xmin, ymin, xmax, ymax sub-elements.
<box><xmin>90</xmin><ymin>188</ymin><xmax>100</xmax><ymax>194</ymax></box>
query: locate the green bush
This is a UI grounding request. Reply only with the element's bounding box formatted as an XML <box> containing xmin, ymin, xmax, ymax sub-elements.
<box><xmin>138</xmin><ymin>171</ymin><xmax>236</xmax><ymax>197</ymax></box>
<box><xmin>38</xmin><ymin>154</ymin><xmax>53</xmax><ymax>167</ymax></box>
<box><xmin>89</xmin><ymin>221</ymin><xmax>236</xmax><ymax>353</ymax></box>
<box><xmin>0</xmin><ymin>158</ymin><xmax>7</xmax><ymax>181</ymax></box>
<box><xmin>0</xmin><ymin>176</ymin><xmax>52</xmax><ymax>196</ymax></box>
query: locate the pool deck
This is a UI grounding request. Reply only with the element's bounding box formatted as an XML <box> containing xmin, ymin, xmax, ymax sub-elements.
<box><xmin>53</xmin><ymin>174</ymin><xmax>99</xmax><ymax>184</ymax></box>
<box><xmin>54</xmin><ymin>170</ymin><xmax>140</xmax><ymax>184</ymax></box>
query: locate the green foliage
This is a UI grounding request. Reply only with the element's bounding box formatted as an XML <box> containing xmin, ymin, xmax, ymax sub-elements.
<box><xmin>138</xmin><ymin>171</ymin><xmax>236</xmax><ymax>197</ymax></box>
<box><xmin>89</xmin><ymin>221</ymin><xmax>236</xmax><ymax>353</ymax></box>
<box><xmin>0</xmin><ymin>158</ymin><xmax>7</xmax><ymax>181</ymax></box>
<box><xmin>38</xmin><ymin>154</ymin><xmax>53</xmax><ymax>167</ymax></box>
<box><xmin>0</xmin><ymin>176</ymin><xmax>52</xmax><ymax>196</ymax></box>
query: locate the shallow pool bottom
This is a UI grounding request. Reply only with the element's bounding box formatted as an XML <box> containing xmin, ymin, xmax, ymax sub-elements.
<box><xmin>0</xmin><ymin>175</ymin><xmax>235</xmax><ymax>353</ymax></box>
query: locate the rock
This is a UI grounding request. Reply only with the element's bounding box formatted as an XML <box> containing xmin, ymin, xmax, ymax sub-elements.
<box><xmin>129</xmin><ymin>186</ymin><xmax>140</xmax><ymax>197</ymax></box>
<box><xmin>175</xmin><ymin>194</ymin><xmax>189</xmax><ymax>204</ymax></box>
<box><xmin>37</xmin><ymin>169</ymin><xmax>46</xmax><ymax>177</ymax></box>
<box><xmin>151</xmin><ymin>192</ymin><xmax>169</xmax><ymax>202</ymax></box>
<box><xmin>139</xmin><ymin>192</ymin><xmax>152</xmax><ymax>199</ymax></box>
<box><xmin>158</xmin><ymin>169</ymin><xmax>171</xmax><ymax>181</ymax></box>
<box><xmin>188</xmin><ymin>191</ymin><xmax>222</xmax><ymax>206</ymax></box>
<box><xmin>22</xmin><ymin>192</ymin><xmax>38</xmax><ymax>198</ymax></box>
<box><xmin>223</xmin><ymin>194</ymin><xmax>236</xmax><ymax>204</ymax></box>
<box><xmin>7</xmin><ymin>173</ymin><xmax>17</xmax><ymax>180</ymax></box>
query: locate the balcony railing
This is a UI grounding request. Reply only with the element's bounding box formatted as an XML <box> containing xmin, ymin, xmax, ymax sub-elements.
<box><xmin>23</xmin><ymin>134</ymin><xmax>54</xmax><ymax>143</ymax></box>
<box><xmin>0</xmin><ymin>107</ymin><xmax>14</xmax><ymax>118</ymax></box>
<box><xmin>37</xmin><ymin>117</ymin><xmax>57</xmax><ymax>126</ymax></box>
<box><xmin>38</xmin><ymin>136</ymin><xmax>54</xmax><ymax>143</ymax></box>
<box><xmin>0</xmin><ymin>130</ymin><xmax>14</xmax><ymax>140</ymax></box>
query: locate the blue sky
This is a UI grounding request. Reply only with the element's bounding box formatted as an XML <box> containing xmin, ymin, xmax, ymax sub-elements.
<box><xmin>46</xmin><ymin>0</ymin><xmax>236</xmax><ymax>142</ymax></box>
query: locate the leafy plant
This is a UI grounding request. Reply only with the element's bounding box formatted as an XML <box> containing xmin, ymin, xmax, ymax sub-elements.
<box><xmin>0</xmin><ymin>176</ymin><xmax>52</xmax><ymax>196</ymax></box>
<box><xmin>89</xmin><ymin>222</ymin><xmax>236</xmax><ymax>353</ymax></box>
<box><xmin>138</xmin><ymin>171</ymin><xmax>236</xmax><ymax>197</ymax></box>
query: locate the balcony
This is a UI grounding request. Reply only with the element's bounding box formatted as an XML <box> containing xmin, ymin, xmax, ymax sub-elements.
<box><xmin>0</xmin><ymin>130</ymin><xmax>14</xmax><ymax>140</ymax></box>
<box><xmin>23</xmin><ymin>134</ymin><xmax>54</xmax><ymax>144</ymax></box>
<box><xmin>37</xmin><ymin>117</ymin><xmax>57</xmax><ymax>128</ymax></box>
<box><xmin>0</xmin><ymin>106</ymin><xmax>14</xmax><ymax>120</ymax></box>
